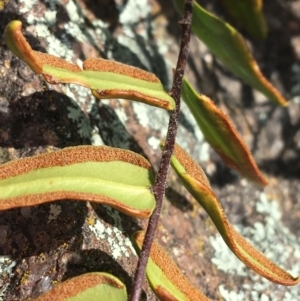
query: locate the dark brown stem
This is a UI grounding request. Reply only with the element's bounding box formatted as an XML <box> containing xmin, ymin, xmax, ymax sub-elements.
<box><xmin>129</xmin><ymin>1</ymin><xmax>194</xmax><ymax>300</ymax></box>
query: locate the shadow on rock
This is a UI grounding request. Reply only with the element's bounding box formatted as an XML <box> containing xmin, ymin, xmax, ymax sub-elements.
<box><xmin>1</xmin><ymin>200</ymin><xmax>87</xmax><ymax>300</ymax></box>
<box><xmin>0</xmin><ymin>91</ymin><xmax>91</xmax><ymax>148</ymax></box>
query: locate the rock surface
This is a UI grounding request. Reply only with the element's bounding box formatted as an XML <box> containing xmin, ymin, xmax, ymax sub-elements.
<box><xmin>0</xmin><ymin>0</ymin><xmax>300</xmax><ymax>300</ymax></box>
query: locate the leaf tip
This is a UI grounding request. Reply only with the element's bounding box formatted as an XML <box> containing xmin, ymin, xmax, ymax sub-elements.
<box><xmin>5</xmin><ymin>20</ymin><xmax>42</xmax><ymax>73</ymax></box>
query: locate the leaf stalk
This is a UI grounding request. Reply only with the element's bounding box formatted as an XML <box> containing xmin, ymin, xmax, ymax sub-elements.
<box><xmin>129</xmin><ymin>1</ymin><xmax>194</xmax><ymax>300</ymax></box>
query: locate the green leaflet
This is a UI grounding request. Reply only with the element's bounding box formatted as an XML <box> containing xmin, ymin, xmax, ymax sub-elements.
<box><xmin>173</xmin><ymin>0</ymin><xmax>287</xmax><ymax>106</ymax></box>
<box><xmin>132</xmin><ymin>231</ymin><xmax>212</xmax><ymax>301</ymax></box>
<box><xmin>181</xmin><ymin>78</ymin><xmax>267</xmax><ymax>186</ymax></box>
<box><xmin>219</xmin><ymin>0</ymin><xmax>267</xmax><ymax>39</ymax></box>
<box><xmin>31</xmin><ymin>272</ymin><xmax>127</xmax><ymax>301</ymax></box>
<box><xmin>0</xmin><ymin>146</ymin><xmax>155</xmax><ymax>218</ymax></box>
<box><xmin>4</xmin><ymin>20</ymin><xmax>175</xmax><ymax>110</ymax></box>
<box><xmin>166</xmin><ymin>142</ymin><xmax>300</xmax><ymax>286</ymax></box>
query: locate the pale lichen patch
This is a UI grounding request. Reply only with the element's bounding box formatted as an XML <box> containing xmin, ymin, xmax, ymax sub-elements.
<box><xmin>19</xmin><ymin>0</ymin><xmax>38</xmax><ymax>14</ymax></box>
<box><xmin>219</xmin><ymin>285</ymin><xmax>245</xmax><ymax>301</ymax></box>
<box><xmin>47</xmin><ymin>204</ymin><xmax>62</xmax><ymax>222</ymax></box>
<box><xmin>88</xmin><ymin>206</ymin><xmax>136</xmax><ymax>260</ymax></box>
<box><xmin>105</xmin><ymin>206</ymin><xmax>136</xmax><ymax>257</ymax></box>
<box><xmin>132</xmin><ymin>101</ymin><xmax>169</xmax><ymax>135</ymax></box>
<box><xmin>148</xmin><ymin>136</ymin><xmax>160</xmax><ymax>150</ymax></box>
<box><xmin>119</xmin><ymin>0</ymin><xmax>150</xmax><ymax>25</ymax></box>
<box><xmin>0</xmin><ymin>256</ymin><xmax>16</xmax><ymax>300</ymax></box>
<box><xmin>114</xmin><ymin>106</ymin><xmax>129</xmax><ymax>125</ymax></box>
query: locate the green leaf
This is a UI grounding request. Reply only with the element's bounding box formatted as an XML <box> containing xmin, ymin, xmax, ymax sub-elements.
<box><xmin>31</xmin><ymin>272</ymin><xmax>127</xmax><ymax>301</ymax></box>
<box><xmin>0</xmin><ymin>145</ymin><xmax>155</xmax><ymax>218</ymax></box>
<box><xmin>132</xmin><ymin>231</ymin><xmax>212</xmax><ymax>301</ymax></box>
<box><xmin>173</xmin><ymin>0</ymin><xmax>287</xmax><ymax>106</ymax></box>
<box><xmin>181</xmin><ymin>78</ymin><xmax>267</xmax><ymax>186</ymax></box>
<box><xmin>4</xmin><ymin>20</ymin><xmax>175</xmax><ymax>110</ymax></box>
<box><xmin>219</xmin><ymin>0</ymin><xmax>267</xmax><ymax>39</ymax></box>
<box><xmin>165</xmin><ymin>142</ymin><xmax>300</xmax><ymax>286</ymax></box>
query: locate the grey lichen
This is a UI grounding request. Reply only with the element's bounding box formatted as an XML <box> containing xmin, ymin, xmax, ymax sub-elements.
<box><xmin>0</xmin><ymin>256</ymin><xmax>16</xmax><ymax>299</ymax></box>
<box><xmin>88</xmin><ymin>206</ymin><xmax>136</xmax><ymax>261</ymax></box>
<box><xmin>47</xmin><ymin>204</ymin><xmax>62</xmax><ymax>223</ymax></box>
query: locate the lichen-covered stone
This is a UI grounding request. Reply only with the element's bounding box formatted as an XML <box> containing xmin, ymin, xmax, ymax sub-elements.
<box><xmin>0</xmin><ymin>0</ymin><xmax>300</xmax><ymax>301</ymax></box>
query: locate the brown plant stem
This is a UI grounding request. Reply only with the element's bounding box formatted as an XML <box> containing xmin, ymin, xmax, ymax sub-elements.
<box><xmin>129</xmin><ymin>1</ymin><xmax>194</xmax><ymax>300</ymax></box>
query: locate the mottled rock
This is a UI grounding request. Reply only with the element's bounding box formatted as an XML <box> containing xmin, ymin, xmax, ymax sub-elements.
<box><xmin>0</xmin><ymin>0</ymin><xmax>300</xmax><ymax>301</ymax></box>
